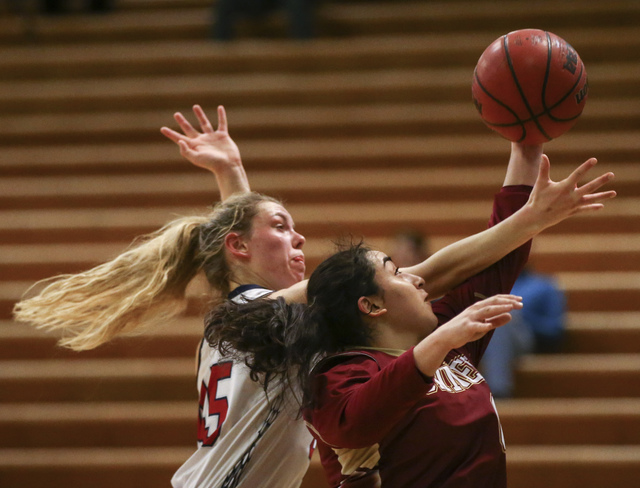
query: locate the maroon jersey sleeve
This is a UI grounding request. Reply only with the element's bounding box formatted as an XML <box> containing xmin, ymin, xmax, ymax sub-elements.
<box><xmin>432</xmin><ymin>185</ymin><xmax>533</xmax><ymax>365</ymax></box>
<box><xmin>306</xmin><ymin>348</ymin><xmax>434</xmax><ymax>449</ymax></box>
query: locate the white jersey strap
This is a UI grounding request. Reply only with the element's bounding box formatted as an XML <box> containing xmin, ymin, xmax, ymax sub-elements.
<box><xmin>218</xmin><ymin>284</ymin><xmax>280</xmax><ymax>488</ymax></box>
<box><xmin>219</xmin><ymin>395</ymin><xmax>284</xmax><ymax>488</ymax></box>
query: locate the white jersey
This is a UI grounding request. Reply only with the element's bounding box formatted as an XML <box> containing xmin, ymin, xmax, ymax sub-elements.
<box><xmin>172</xmin><ymin>285</ymin><xmax>314</xmax><ymax>488</ymax></box>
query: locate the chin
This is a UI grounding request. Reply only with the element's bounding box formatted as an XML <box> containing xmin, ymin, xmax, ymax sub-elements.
<box><xmin>424</xmin><ymin>316</ymin><xmax>439</xmax><ymax>334</ymax></box>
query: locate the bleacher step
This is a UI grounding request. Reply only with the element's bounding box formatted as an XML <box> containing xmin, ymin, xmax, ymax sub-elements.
<box><xmin>0</xmin><ymin>358</ymin><xmax>195</xmax><ymax>402</ymax></box>
<box><xmin>515</xmin><ymin>354</ymin><xmax>640</xmax><ymax>398</ymax></box>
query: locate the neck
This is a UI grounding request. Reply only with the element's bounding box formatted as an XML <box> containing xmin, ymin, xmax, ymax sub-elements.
<box><xmin>369</xmin><ymin>320</ymin><xmax>421</xmax><ymax>352</ymax></box>
<box><xmin>228</xmin><ymin>265</ymin><xmax>272</xmax><ymax>293</ymax></box>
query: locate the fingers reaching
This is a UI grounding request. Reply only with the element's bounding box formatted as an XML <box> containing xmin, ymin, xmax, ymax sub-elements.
<box><xmin>161</xmin><ymin>105</ymin><xmax>227</xmax><ymax>143</ymax></box>
<box><xmin>575</xmin><ymin>170</ymin><xmax>615</xmax><ymax>197</ymax></box>
<box><xmin>566</xmin><ymin>157</ymin><xmax>598</xmax><ymax>186</ymax></box>
<box><xmin>470</xmin><ymin>294</ymin><xmax>523</xmax><ymax>324</ymax></box>
<box><xmin>536</xmin><ymin>154</ymin><xmax>551</xmax><ymax>184</ymax></box>
<box><xmin>174</xmin><ymin>112</ymin><xmax>199</xmax><ymax>138</ymax></box>
<box><xmin>484</xmin><ymin>312</ymin><xmax>513</xmax><ymax>329</ymax></box>
<box><xmin>193</xmin><ymin>104</ymin><xmax>215</xmax><ymax>134</ymax></box>
<box><xmin>160</xmin><ymin>126</ymin><xmax>187</xmax><ymax>144</ymax></box>
<box><xmin>565</xmin><ymin>158</ymin><xmax>616</xmax><ymax>212</ymax></box>
<box><xmin>216</xmin><ymin>105</ymin><xmax>228</xmax><ymax>133</ymax></box>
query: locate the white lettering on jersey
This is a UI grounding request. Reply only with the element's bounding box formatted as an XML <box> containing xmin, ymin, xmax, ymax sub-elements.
<box><xmin>427</xmin><ymin>354</ymin><xmax>485</xmax><ymax>395</ymax></box>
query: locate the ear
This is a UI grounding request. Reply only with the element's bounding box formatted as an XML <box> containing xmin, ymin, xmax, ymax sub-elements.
<box><xmin>224</xmin><ymin>232</ymin><xmax>250</xmax><ymax>260</ymax></box>
<box><xmin>357</xmin><ymin>296</ymin><xmax>387</xmax><ymax>317</ymax></box>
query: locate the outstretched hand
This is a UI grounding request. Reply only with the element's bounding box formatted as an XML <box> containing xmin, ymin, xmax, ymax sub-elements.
<box><xmin>438</xmin><ymin>294</ymin><xmax>523</xmax><ymax>348</ymax></box>
<box><xmin>160</xmin><ymin>105</ymin><xmax>242</xmax><ymax>174</ymax></box>
<box><xmin>526</xmin><ymin>155</ymin><xmax>616</xmax><ymax>230</ymax></box>
<box><xmin>413</xmin><ymin>294</ymin><xmax>523</xmax><ymax>377</ymax></box>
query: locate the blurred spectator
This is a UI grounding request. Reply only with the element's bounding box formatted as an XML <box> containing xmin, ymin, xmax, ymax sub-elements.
<box><xmin>481</xmin><ymin>265</ymin><xmax>567</xmax><ymax>398</ymax></box>
<box><xmin>213</xmin><ymin>0</ymin><xmax>315</xmax><ymax>40</ymax></box>
<box><xmin>40</xmin><ymin>0</ymin><xmax>113</xmax><ymax>14</ymax></box>
<box><xmin>389</xmin><ymin>229</ymin><xmax>431</xmax><ymax>268</ymax></box>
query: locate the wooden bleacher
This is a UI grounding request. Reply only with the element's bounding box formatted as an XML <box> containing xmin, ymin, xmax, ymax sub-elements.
<box><xmin>0</xmin><ymin>1</ymin><xmax>638</xmax><ymax>487</ymax></box>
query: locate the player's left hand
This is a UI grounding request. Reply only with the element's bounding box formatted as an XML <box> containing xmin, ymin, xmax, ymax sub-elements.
<box><xmin>525</xmin><ymin>154</ymin><xmax>616</xmax><ymax>229</ymax></box>
<box><xmin>161</xmin><ymin>105</ymin><xmax>242</xmax><ymax>174</ymax></box>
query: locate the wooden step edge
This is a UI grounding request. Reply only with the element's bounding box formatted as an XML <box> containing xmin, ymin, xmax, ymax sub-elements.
<box><xmin>496</xmin><ymin>397</ymin><xmax>640</xmax><ymax>417</ymax></box>
<box><xmin>557</xmin><ymin>271</ymin><xmax>640</xmax><ymax>291</ymax></box>
<box><xmin>0</xmin><ymin>447</ymin><xmax>193</xmax><ymax>467</ymax></box>
<box><xmin>0</xmin><ymin>357</ymin><xmax>195</xmax><ymax>379</ymax></box>
<box><xmin>325</xmin><ymin>0</ymin><xmax>640</xmax><ymax>21</ymax></box>
<box><xmin>0</xmin><ymin>401</ymin><xmax>193</xmax><ymax>421</ymax></box>
<box><xmin>4</xmin><ymin>398</ymin><xmax>640</xmax><ymax>423</ymax></box>
<box><xmin>507</xmin><ymin>444</ymin><xmax>640</xmax><ymax>463</ymax></box>
<box><xmin>518</xmin><ymin>353</ymin><xmax>640</xmax><ymax>372</ymax></box>
<box><xmin>568</xmin><ymin>311</ymin><xmax>640</xmax><ymax>330</ymax></box>
<box><xmin>0</xmin><ymin>317</ymin><xmax>203</xmax><ymax>339</ymax></box>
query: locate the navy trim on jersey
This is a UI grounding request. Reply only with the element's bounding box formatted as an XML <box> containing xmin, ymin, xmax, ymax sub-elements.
<box><xmin>227</xmin><ymin>284</ymin><xmax>268</xmax><ymax>300</ymax></box>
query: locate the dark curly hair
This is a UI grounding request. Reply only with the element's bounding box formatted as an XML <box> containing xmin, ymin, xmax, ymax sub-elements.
<box><xmin>204</xmin><ymin>242</ymin><xmax>379</xmax><ymax>409</ymax></box>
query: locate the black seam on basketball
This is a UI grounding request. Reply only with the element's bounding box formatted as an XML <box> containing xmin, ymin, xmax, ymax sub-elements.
<box><xmin>489</xmin><ymin>70</ymin><xmax>585</xmax><ymax>127</ymax></box>
<box><xmin>473</xmin><ymin>67</ymin><xmax>526</xmax><ymax>142</ymax></box>
<box><xmin>540</xmin><ymin>31</ymin><xmax>553</xmax><ymax>119</ymax></box>
<box><xmin>504</xmin><ymin>33</ymin><xmax>552</xmax><ymax>141</ymax></box>
<box><xmin>547</xmin><ymin>64</ymin><xmax>586</xmax><ymax>122</ymax></box>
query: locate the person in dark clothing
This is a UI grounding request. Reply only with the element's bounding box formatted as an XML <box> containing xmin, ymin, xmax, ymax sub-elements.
<box><xmin>213</xmin><ymin>0</ymin><xmax>315</xmax><ymax>40</ymax></box>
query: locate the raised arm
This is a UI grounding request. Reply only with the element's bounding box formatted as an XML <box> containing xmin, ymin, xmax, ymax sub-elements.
<box><xmin>404</xmin><ymin>143</ymin><xmax>616</xmax><ymax>299</ymax></box>
<box><xmin>161</xmin><ymin>105</ymin><xmax>250</xmax><ymax>201</ymax></box>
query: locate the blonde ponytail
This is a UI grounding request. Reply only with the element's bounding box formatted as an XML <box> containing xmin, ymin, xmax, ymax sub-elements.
<box><xmin>13</xmin><ymin>191</ymin><xmax>281</xmax><ymax>351</ymax></box>
<box><xmin>13</xmin><ymin>215</ymin><xmax>207</xmax><ymax>350</ymax></box>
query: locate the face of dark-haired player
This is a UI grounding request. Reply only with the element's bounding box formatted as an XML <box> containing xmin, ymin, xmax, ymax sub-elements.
<box><xmin>365</xmin><ymin>251</ymin><xmax>438</xmax><ymax>341</ymax></box>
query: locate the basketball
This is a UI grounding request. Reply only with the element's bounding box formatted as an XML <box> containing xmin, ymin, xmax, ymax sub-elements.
<box><xmin>472</xmin><ymin>29</ymin><xmax>589</xmax><ymax>144</ymax></box>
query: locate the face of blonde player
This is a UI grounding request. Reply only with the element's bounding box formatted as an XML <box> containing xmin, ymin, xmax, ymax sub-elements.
<box><xmin>368</xmin><ymin>250</ymin><xmax>439</xmax><ymax>339</ymax></box>
<box><xmin>242</xmin><ymin>202</ymin><xmax>306</xmax><ymax>291</ymax></box>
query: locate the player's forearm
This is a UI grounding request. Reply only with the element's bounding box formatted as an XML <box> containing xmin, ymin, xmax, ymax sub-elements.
<box><xmin>409</xmin><ymin>218</ymin><xmax>532</xmax><ymax>299</ymax></box>
<box><xmin>503</xmin><ymin>143</ymin><xmax>543</xmax><ymax>186</ymax></box>
<box><xmin>412</xmin><ymin>331</ymin><xmax>452</xmax><ymax>377</ymax></box>
<box><xmin>406</xmin><ymin>188</ymin><xmax>536</xmax><ymax>299</ymax></box>
<box><xmin>215</xmin><ymin>161</ymin><xmax>250</xmax><ymax>201</ymax></box>
<box><xmin>271</xmin><ymin>280</ymin><xmax>308</xmax><ymax>303</ymax></box>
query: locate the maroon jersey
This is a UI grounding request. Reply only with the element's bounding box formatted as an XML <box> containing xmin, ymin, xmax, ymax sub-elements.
<box><xmin>304</xmin><ymin>186</ymin><xmax>532</xmax><ymax>488</ymax></box>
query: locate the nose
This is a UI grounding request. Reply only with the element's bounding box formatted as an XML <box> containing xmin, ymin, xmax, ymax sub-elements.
<box><xmin>405</xmin><ymin>272</ymin><xmax>425</xmax><ymax>289</ymax></box>
<box><xmin>293</xmin><ymin>231</ymin><xmax>306</xmax><ymax>249</ymax></box>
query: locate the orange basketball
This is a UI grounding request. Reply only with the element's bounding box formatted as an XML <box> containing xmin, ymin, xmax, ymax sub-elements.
<box><xmin>472</xmin><ymin>29</ymin><xmax>589</xmax><ymax>144</ymax></box>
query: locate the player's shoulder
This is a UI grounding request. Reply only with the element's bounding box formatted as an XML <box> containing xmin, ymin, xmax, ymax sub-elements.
<box><xmin>313</xmin><ymin>348</ymin><xmax>398</xmax><ymax>377</ymax></box>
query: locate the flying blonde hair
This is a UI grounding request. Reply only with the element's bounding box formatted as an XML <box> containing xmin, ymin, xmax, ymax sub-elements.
<box><xmin>13</xmin><ymin>192</ymin><xmax>280</xmax><ymax>351</ymax></box>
